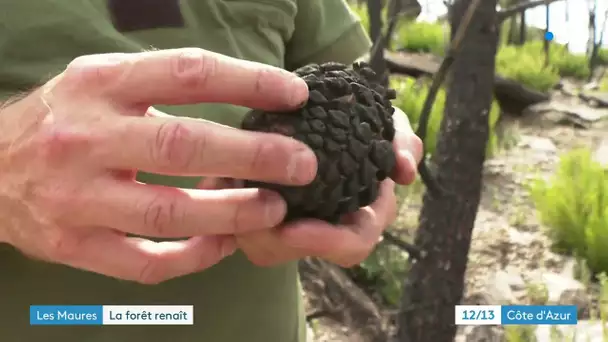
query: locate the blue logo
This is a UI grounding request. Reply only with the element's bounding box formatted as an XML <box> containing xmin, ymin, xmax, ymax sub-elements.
<box><xmin>545</xmin><ymin>31</ymin><xmax>554</xmax><ymax>41</ymax></box>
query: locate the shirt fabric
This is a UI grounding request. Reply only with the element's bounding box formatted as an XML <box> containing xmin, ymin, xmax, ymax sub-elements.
<box><xmin>0</xmin><ymin>1</ymin><xmax>371</xmax><ymax>341</ymax></box>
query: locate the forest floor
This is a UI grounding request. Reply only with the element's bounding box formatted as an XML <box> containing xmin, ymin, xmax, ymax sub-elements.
<box><xmin>303</xmin><ymin>80</ymin><xmax>608</xmax><ymax>342</ymax></box>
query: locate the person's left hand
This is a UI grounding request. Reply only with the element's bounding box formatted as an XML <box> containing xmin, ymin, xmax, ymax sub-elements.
<box><xmin>198</xmin><ymin>107</ymin><xmax>423</xmax><ymax>267</ymax></box>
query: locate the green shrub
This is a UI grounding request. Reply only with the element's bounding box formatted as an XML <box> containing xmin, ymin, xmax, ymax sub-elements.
<box><xmin>349</xmin><ymin>3</ymin><xmax>446</xmax><ymax>56</ymax></box>
<box><xmin>496</xmin><ymin>44</ymin><xmax>561</xmax><ymax>92</ymax></box>
<box><xmin>496</xmin><ymin>41</ymin><xmax>590</xmax><ymax>92</ymax></box>
<box><xmin>529</xmin><ymin>149</ymin><xmax>608</xmax><ymax>274</ymax></box>
<box><xmin>395</xmin><ymin>21</ymin><xmax>446</xmax><ymax>55</ymax></box>
<box><xmin>355</xmin><ymin>244</ymin><xmax>409</xmax><ymax>306</ymax></box>
<box><xmin>597</xmin><ymin>48</ymin><xmax>608</xmax><ymax>65</ymax></box>
<box><xmin>391</xmin><ymin>76</ymin><xmax>501</xmax><ymax>158</ymax></box>
<box><xmin>531</xmin><ymin>41</ymin><xmax>590</xmax><ymax>79</ymax></box>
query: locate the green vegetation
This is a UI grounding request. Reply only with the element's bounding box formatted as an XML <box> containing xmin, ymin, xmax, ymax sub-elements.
<box><xmin>495</xmin><ymin>43</ymin><xmax>561</xmax><ymax>93</ymax></box>
<box><xmin>391</xmin><ymin>76</ymin><xmax>501</xmax><ymax>157</ymax></box>
<box><xmin>347</xmin><ymin>5</ymin><xmax>608</xmax><ymax>333</ymax></box>
<box><xmin>504</xmin><ymin>262</ymin><xmax>608</xmax><ymax>341</ymax></box>
<box><xmin>395</xmin><ymin>21</ymin><xmax>446</xmax><ymax>56</ymax></box>
<box><xmin>350</xmin><ymin>2</ymin><xmax>598</xmax><ymax>94</ymax></box>
<box><xmin>354</xmin><ymin>243</ymin><xmax>409</xmax><ymax>306</ymax></box>
<box><xmin>529</xmin><ymin>149</ymin><xmax>608</xmax><ymax>275</ymax></box>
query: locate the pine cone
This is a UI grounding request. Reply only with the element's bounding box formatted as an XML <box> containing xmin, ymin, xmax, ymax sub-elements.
<box><xmin>240</xmin><ymin>61</ymin><xmax>397</xmax><ymax>224</ymax></box>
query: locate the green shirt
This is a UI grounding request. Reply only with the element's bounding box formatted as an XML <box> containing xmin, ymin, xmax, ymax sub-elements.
<box><xmin>0</xmin><ymin>1</ymin><xmax>370</xmax><ymax>341</ymax></box>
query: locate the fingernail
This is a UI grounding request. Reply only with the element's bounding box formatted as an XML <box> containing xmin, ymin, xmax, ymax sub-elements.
<box><xmin>409</xmin><ymin>136</ymin><xmax>424</xmax><ymax>164</ymax></box>
<box><xmin>399</xmin><ymin>150</ymin><xmax>419</xmax><ymax>170</ymax></box>
<box><xmin>287</xmin><ymin>146</ymin><xmax>317</xmax><ymax>184</ymax></box>
<box><xmin>260</xmin><ymin>190</ymin><xmax>287</xmax><ymax>226</ymax></box>
<box><xmin>395</xmin><ymin>133</ymin><xmax>410</xmax><ymax>155</ymax></box>
<box><xmin>220</xmin><ymin>237</ymin><xmax>237</xmax><ymax>258</ymax></box>
<box><xmin>288</xmin><ymin>76</ymin><xmax>309</xmax><ymax>108</ymax></box>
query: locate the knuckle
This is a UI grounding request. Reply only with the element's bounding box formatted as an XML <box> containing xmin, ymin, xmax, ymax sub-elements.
<box><xmin>230</xmin><ymin>202</ymin><xmax>247</xmax><ymax>234</ymax></box>
<box><xmin>142</xmin><ymin>195</ymin><xmax>180</xmax><ymax>237</ymax></box>
<box><xmin>246</xmin><ymin>140</ymin><xmax>269</xmax><ymax>176</ymax></box>
<box><xmin>63</xmin><ymin>54</ymin><xmax>129</xmax><ymax>90</ymax></box>
<box><xmin>253</xmin><ymin>68</ymin><xmax>269</xmax><ymax>95</ymax></box>
<box><xmin>151</xmin><ymin>121</ymin><xmax>196</xmax><ymax>170</ymax></box>
<box><xmin>38</xmin><ymin>128</ymin><xmax>92</xmax><ymax>165</ymax></box>
<box><xmin>136</xmin><ymin>256</ymin><xmax>166</xmax><ymax>285</ymax></box>
<box><xmin>170</xmin><ymin>48</ymin><xmax>216</xmax><ymax>89</ymax></box>
<box><xmin>27</xmin><ymin>182</ymin><xmax>78</xmax><ymax>223</ymax></box>
<box><xmin>45</xmin><ymin>229</ymin><xmax>82</xmax><ymax>262</ymax></box>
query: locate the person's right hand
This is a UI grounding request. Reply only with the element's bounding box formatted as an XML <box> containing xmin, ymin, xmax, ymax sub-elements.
<box><xmin>0</xmin><ymin>48</ymin><xmax>317</xmax><ymax>284</ymax></box>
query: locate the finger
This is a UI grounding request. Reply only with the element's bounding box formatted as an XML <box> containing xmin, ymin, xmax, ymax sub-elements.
<box><xmin>278</xmin><ymin>180</ymin><xmax>397</xmax><ymax>263</ymax></box>
<box><xmin>71</xmin><ymin>179</ymin><xmax>287</xmax><ymax>238</ymax></box>
<box><xmin>392</xmin><ymin>107</ymin><xmax>423</xmax><ymax>162</ymax></box>
<box><xmin>88</xmin><ymin>115</ymin><xmax>317</xmax><ymax>186</ymax></box>
<box><xmin>235</xmin><ymin>231</ymin><xmax>301</xmax><ymax>267</ymax></box>
<box><xmin>393</xmin><ymin>149</ymin><xmax>419</xmax><ymax>185</ymax></box>
<box><xmin>61</xmin><ymin>49</ymin><xmax>309</xmax><ymax>111</ymax></box>
<box><xmin>57</xmin><ymin>230</ymin><xmax>236</xmax><ymax>284</ymax></box>
<box><xmin>391</xmin><ymin>109</ymin><xmax>423</xmax><ymax>185</ymax></box>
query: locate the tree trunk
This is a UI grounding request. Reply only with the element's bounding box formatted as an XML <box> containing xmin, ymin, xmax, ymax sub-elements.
<box><xmin>588</xmin><ymin>0</ymin><xmax>597</xmax><ymax>58</ymax></box>
<box><xmin>396</xmin><ymin>0</ymin><xmax>498</xmax><ymax>341</ymax></box>
<box><xmin>507</xmin><ymin>0</ymin><xmax>518</xmax><ymax>45</ymax></box>
<box><xmin>589</xmin><ymin>6</ymin><xmax>608</xmax><ymax>82</ymax></box>
<box><xmin>518</xmin><ymin>8</ymin><xmax>526</xmax><ymax>45</ymax></box>
<box><xmin>507</xmin><ymin>16</ymin><xmax>517</xmax><ymax>45</ymax></box>
<box><xmin>367</xmin><ymin>0</ymin><xmax>388</xmax><ymax>86</ymax></box>
<box><xmin>544</xmin><ymin>3</ymin><xmax>550</xmax><ymax>67</ymax></box>
<box><xmin>564</xmin><ymin>0</ymin><xmax>569</xmax><ymax>48</ymax></box>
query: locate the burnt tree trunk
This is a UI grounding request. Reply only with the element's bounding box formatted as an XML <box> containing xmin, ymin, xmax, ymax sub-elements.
<box><xmin>564</xmin><ymin>0</ymin><xmax>569</xmax><ymax>48</ymax></box>
<box><xmin>589</xmin><ymin>7</ymin><xmax>608</xmax><ymax>82</ymax></box>
<box><xmin>367</xmin><ymin>0</ymin><xmax>388</xmax><ymax>86</ymax></box>
<box><xmin>587</xmin><ymin>0</ymin><xmax>597</xmax><ymax>61</ymax></box>
<box><xmin>507</xmin><ymin>0</ymin><xmax>518</xmax><ymax>45</ymax></box>
<box><xmin>396</xmin><ymin>0</ymin><xmax>498</xmax><ymax>341</ymax></box>
<box><xmin>518</xmin><ymin>3</ymin><xmax>526</xmax><ymax>45</ymax></box>
<box><xmin>544</xmin><ymin>2</ymin><xmax>550</xmax><ymax>67</ymax></box>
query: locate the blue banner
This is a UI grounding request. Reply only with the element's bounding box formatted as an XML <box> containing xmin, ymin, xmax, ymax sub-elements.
<box><xmin>30</xmin><ymin>305</ymin><xmax>103</xmax><ymax>325</ymax></box>
<box><xmin>501</xmin><ymin>305</ymin><xmax>578</xmax><ymax>325</ymax></box>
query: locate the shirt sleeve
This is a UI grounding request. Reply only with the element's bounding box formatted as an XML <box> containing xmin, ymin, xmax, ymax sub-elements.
<box><xmin>284</xmin><ymin>0</ymin><xmax>372</xmax><ymax>71</ymax></box>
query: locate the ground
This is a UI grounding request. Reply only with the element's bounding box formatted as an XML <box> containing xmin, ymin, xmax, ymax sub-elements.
<box><xmin>303</xmin><ymin>80</ymin><xmax>608</xmax><ymax>342</ymax></box>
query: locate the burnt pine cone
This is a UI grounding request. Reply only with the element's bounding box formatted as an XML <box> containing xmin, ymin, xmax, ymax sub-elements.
<box><xmin>241</xmin><ymin>61</ymin><xmax>397</xmax><ymax>224</ymax></box>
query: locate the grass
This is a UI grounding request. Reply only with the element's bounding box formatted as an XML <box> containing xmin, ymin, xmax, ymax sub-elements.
<box><xmin>529</xmin><ymin>149</ymin><xmax>608</xmax><ymax>276</ymax></box>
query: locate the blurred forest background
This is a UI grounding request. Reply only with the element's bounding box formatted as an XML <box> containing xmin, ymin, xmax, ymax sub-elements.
<box><xmin>300</xmin><ymin>1</ymin><xmax>608</xmax><ymax>341</ymax></box>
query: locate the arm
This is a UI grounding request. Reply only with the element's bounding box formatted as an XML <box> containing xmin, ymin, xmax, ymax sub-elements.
<box><xmin>284</xmin><ymin>0</ymin><xmax>371</xmax><ymax>71</ymax></box>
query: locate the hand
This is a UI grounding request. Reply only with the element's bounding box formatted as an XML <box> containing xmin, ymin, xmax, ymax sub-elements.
<box><xmin>201</xmin><ymin>108</ymin><xmax>423</xmax><ymax>267</ymax></box>
<box><xmin>0</xmin><ymin>48</ymin><xmax>317</xmax><ymax>284</ymax></box>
